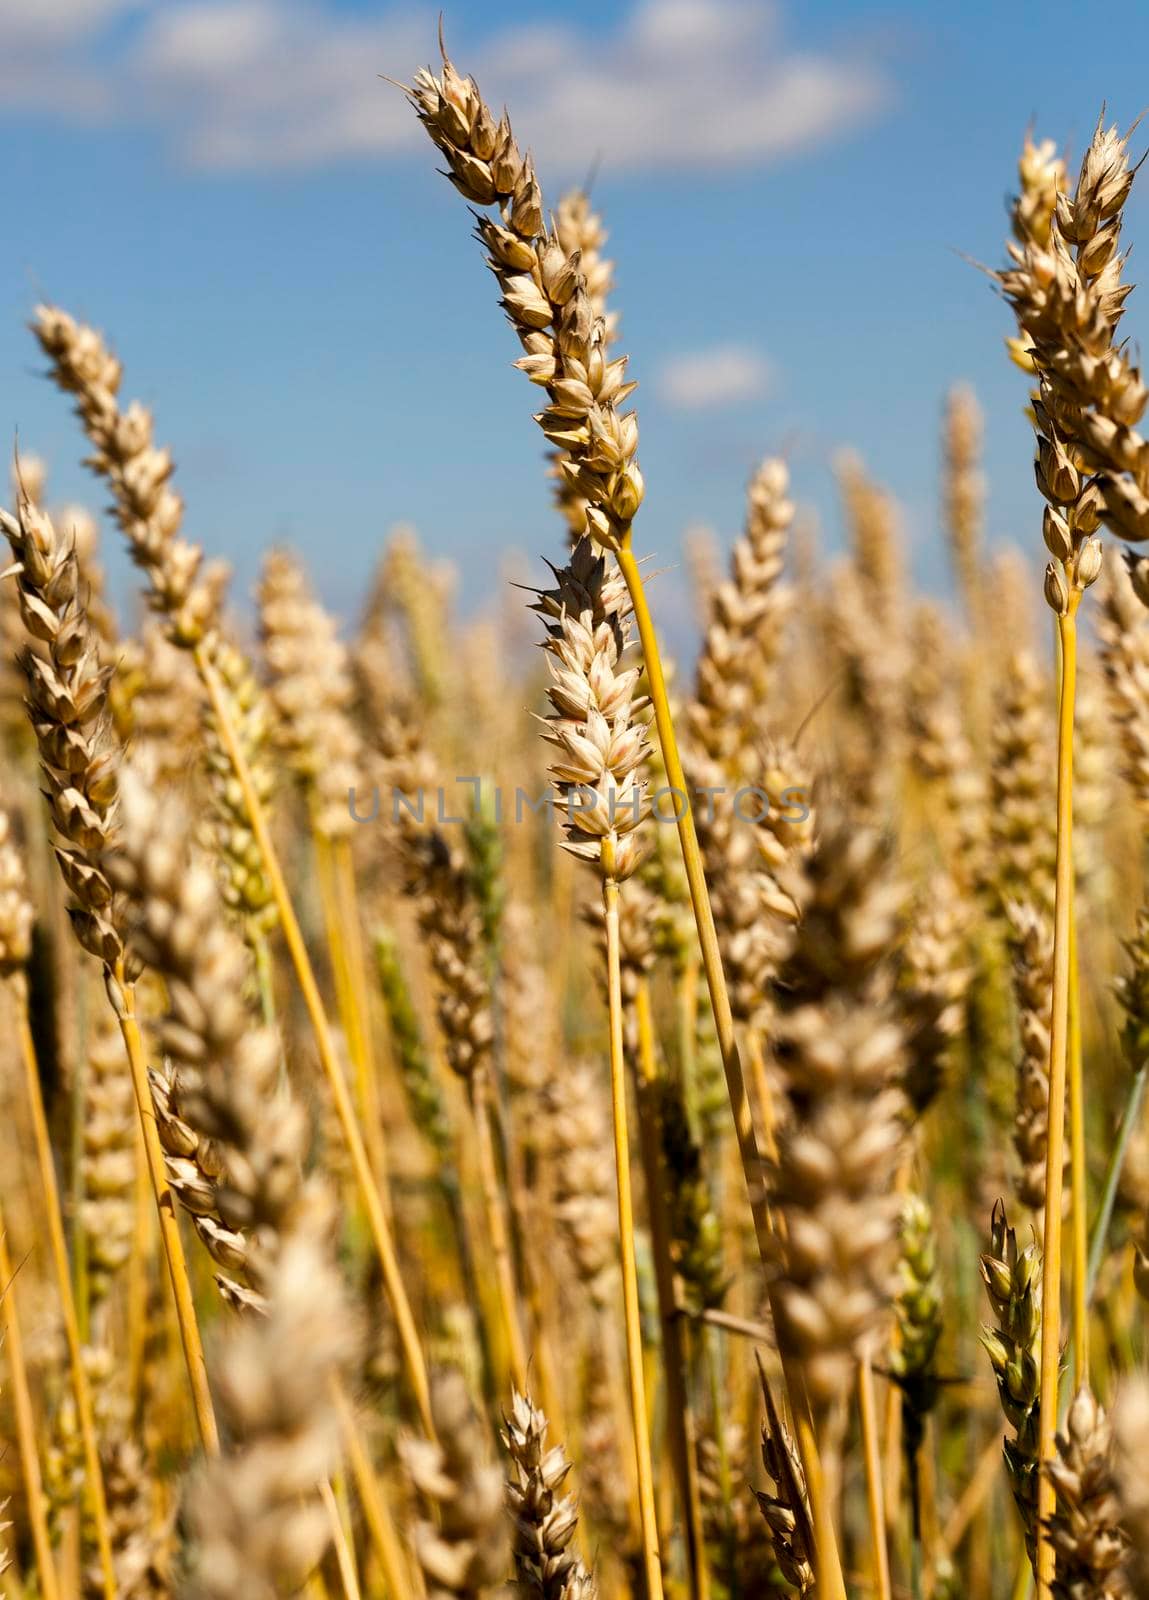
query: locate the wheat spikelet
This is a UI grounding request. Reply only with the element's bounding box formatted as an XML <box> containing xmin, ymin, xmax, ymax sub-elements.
<box><xmin>688</xmin><ymin>457</ymin><xmax>793</xmax><ymax>765</ymax></box>
<box><xmin>0</xmin><ymin>489</ymin><xmax>124</xmax><ymax>967</ymax></box>
<box><xmin>110</xmin><ymin>621</ymin><xmax>204</xmax><ymax>778</ymax></box>
<box><xmin>0</xmin><ymin>808</ymin><xmax>33</xmax><ymax>976</ymax></box>
<box><xmin>182</xmin><ymin>1211</ymin><xmax>348</xmax><ymax>1600</ymax></box>
<box><xmin>531</xmin><ymin>537</ymin><xmax>650</xmax><ymax>881</ymax></box>
<box><xmin>1000</xmin><ymin>119</ymin><xmax>1148</xmax><ymax>559</ymax></box>
<box><xmin>697</xmin><ymin>1424</ymin><xmax>781</xmax><ymax>1596</ymax></box>
<box><xmin>900</xmin><ymin>872</ymin><xmax>971</xmax><ymax>1115</ymax></box>
<box><xmin>503</xmin><ymin>1390</ymin><xmax>596</xmax><ymax>1600</ymax></box>
<box><xmin>1011</xmin><ymin>134</ymin><xmax>1066</xmax><ymax>251</ymax></box>
<box><xmin>980</xmin><ymin>1200</ymin><xmax>1042</xmax><ymax>1560</ymax></box>
<box><xmin>755</xmin><ymin>1363</ymin><xmax>814</xmax><ymax>1595</ymax></box>
<box><xmin>402</xmin><ymin>1369</ymin><xmax>509</xmax><ymax>1600</ymax></box>
<box><xmin>1113</xmin><ymin>1379</ymin><xmax>1149</xmax><ymax>1598</ymax></box>
<box><xmin>1097</xmin><ymin>553</ymin><xmax>1149</xmax><ymax>807</ymax></box>
<box><xmin>1116</xmin><ymin>908</ymin><xmax>1149</xmax><ymax>1296</ymax></box>
<box><xmin>83</xmin><ymin>1440</ymin><xmax>170</xmax><ymax>1600</ymax></box>
<box><xmin>107</xmin><ymin>768</ymin><xmax>307</xmax><ymax>1302</ymax></box>
<box><xmin>404</xmin><ymin>826</ymin><xmax>495</xmax><ymax>1083</ymax></box>
<box><xmin>544</xmin><ymin>1064</ymin><xmax>616</xmax><ymax>1308</ymax></box>
<box><xmin>692</xmin><ymin>740</ymin><xmax>809</xmax><ymax>1027</ymax></box>
<box><xmin>1005</xmin><ymin>900</ymin><xmax>1064</xmax><ymax>1216</ymax></box>
<box><xmin>943</xmin><ymin>385</ymin><xmax>985</xmax><ymax>630</ymax></box>
<box><xmin>769</xmin><ymin>813</ymin><xmax>908</xmax><ymax>1411</ymax></box>
<box><xmin>406</xmin><ymin>48</ymin><xmax>642</xmax><ymax>551</ymax></box>
<box><xmin>989</xmin><ymin>649</ymin><xmax>1055</xmax><ymax>915</ymax></box>
<box><xmin>1047</xmin><ymin>1386</ymin><xmax>1128</xmax><ymax>1599</ymax></box>
<box><xmin>826</xmin><ymin>559</ymin><xmax>905</xmax><ymax>813</ymax></box>
<box><xmin>836</xmin><ymin>450</ymin><xmax>904</xmax><ymax>632</ymax></box>
<box><xmin>549</xmin><ymin>187</ymin><xmax>617</xmax><ymax>543</ymax></box>
<box><xmin>33</xmin><ymin>306</ymin><xmax>225</xmax><ymax>646</ymax></box>
<box><xmin>892</xmin><ymin>1195</ymin><xmax>943</xmax><ymax>1463</ymax></box>
<box><xmin>905</xmin><ymin>601</ymin><xmax>988</xmax><ymax>881</ymax></box>
<box><xmin>81</xmin><ymin>1009</ymin><xmax>136</xmax><ymax>1309</ymax></box>
<box><xmin>199</xmin><ymin>639</ymin><xmax>278</xmax><ymax>938</ymax></box>
<box><xmin>257</xmin><ymin>548</ymin><xmax>363</xmax><ymax>840</ymax></box>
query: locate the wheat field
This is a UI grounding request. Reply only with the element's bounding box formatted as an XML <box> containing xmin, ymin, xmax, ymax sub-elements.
<box><xmin>0</xmin><ymin>30</ymin><xmax>1147</xmax><ymax>1600</ymax></box>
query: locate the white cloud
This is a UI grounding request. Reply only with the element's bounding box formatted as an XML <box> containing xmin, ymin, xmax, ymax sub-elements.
<box><xmin>0</xmin><ymin>0</ymin><xmax>142</xmax><ymax>44</ymax></box>
<box><xmin>657</xmin><ymin>345</ymin><xmax>772</xmax><ymax>410</ymax></box>
<box><xmin>0</xmin><ymin>0</ymin><xmax>891</xmax><ymax>175</ymax></box>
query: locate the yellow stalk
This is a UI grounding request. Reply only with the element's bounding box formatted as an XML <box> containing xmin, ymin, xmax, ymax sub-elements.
<box><xmin>1068</xmin><ymin>898</ymin><xmax>1088</xmax><ymax>1388</ymax></box>
<box><xmin>110</xmin><ymin>970</ymin><xmax>219</xmax><ymax>1455</ymax></box>
<box><xmin>320</xmin><ymin>1480</ymin><xmax>363</xmax><ymax>1600</ymax></box>
<box><xmin>0</xmin><ymin>1209</ymin><xmax>62</xmax><ymax>1600</ymax></box>
<box><xmin>1036</xmin><ymin>598</ymin><xmax>1078</xmax><ymax>1597</ymax></box>
<box><xmin>13</xmin><ymin>979</ymin><xmax>118</xmax><ymax>1600</ymax></box>
<box><xmin>858</xmin><ymin>1348</ymin><xmax>893</xmax><ymax>1600</ymax></box>
<box><xmin>126</xmin><ymin>1120</ymin><xmax>151</xmax><ymax>1429</ymax></box>
<box><xmin>467</xmin><ymin>1066</ymin><xmax>529</xmax><ymax>1392</ymax></box>
<box><xmin>333</xmin><ymin>836</ymin><xmax>387</xmax><ymax>1176</ymax></box>
<box><xmin>333</xmin><ymin>1380</ymin><xmax>414</xmax><ymax>1600</ymax></box>
<box><xmin>744</xmin><ymin>1029</ymin><xmax>778</xmax><ymax>1160</ymax></box>
<box><xmin>192</xmin><ymin>643</ymin><xmax>434</xmax><ymax>1439</ymax></box>
<box><xmin>615</xmin><ymin>540</ymin><xmax>848</xmax><ymax>1599</ymax></box>
<box><xmin>314</xmin><ymin>829</ymin><xmax>388</xmax><ymax>1187</ymax></box>
<box><xmin>604</xmin><ymin>873</ymin><xmax>665</xmax><ymax>1600</ymax></box>
<box><xmin>939</xmin><ymin>1430</ymin><xmax>1008</xmax><ymax>1559</ymax></box>
<box><xmin>635</xmin><ymin>979</ymin><xmax>711</xmax><ymax>1600</ymax></box>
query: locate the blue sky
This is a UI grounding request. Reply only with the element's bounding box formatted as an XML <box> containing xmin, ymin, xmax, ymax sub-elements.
<box><xmin>4</xmin><ymin>0</ymin><xmax>1149</xmax><ymax>652</ymax></box>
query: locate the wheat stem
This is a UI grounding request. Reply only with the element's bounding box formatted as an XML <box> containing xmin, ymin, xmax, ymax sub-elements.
<box><xmin>110</xmin><ymin>973</ymin><xmax>219</xmax><ymax>1455</ymax></box>
<box><xmin>1036</xmin><ymin>599</ymin><xmax>1078</xmax><ymax>1596</ymax></box>
<box><xmin>744</xmin><ymin>1029</ymin><xmax>778</xmax><ymax>1160</ymax></box>
<box><xmin>191</xmin><ymin>642</ymin><xmax>434</xmax><ymax>1438</ymax></box>
<box><xmin>614</xmin><ymin>542</ymin><xmax>846</xmax><ymax>1599</ymax></box>
<box><xmin>604</xmin><ymin>874</ymin><xmax>664</xmax><ymax>1600</ymax></box>
<box><xmin>332</xmin><ymin>836</ymin><xmax>386</xmax><ymax>1174</ymax></box>
<box><xmin>321</xmin><ymin>1479</ymin><xmax>363</xmax><ymax>1600</ymax></box>
<box><xmin>858</xmin><ymin>1347</ymin><xmax>893</xmax><ymax>1600</ymax></box>
<box><xmin>1068</xmin><ymin>903</ymin><xmax>1088</xmax><ymax>1388</ymax></box>
<box><xmin>126</xmin><ymin>1124</ymin><xmax>150</xmax><ymax>1427</ymax></box>
<box><xmin>634</xmin><ymin>979</ymin><xmax>710</xmax><ymax>1600</ymax></box>
<box><xmin>467</xmin><ymin>1067</ymin><xmax>529</xmax><ymax>1392</ymax></box>
<box><xmin>14</xmin><ymin>979</ymin><xmax>118</xmax><ymax>1600</ymax></box>
<box><xmin>314</xmin><ymin>829</ymin><xmax>387</xmax><ymax>1184</ymax></box>
<box><xmin>333</xmin><ymin>1380</ymin><xmax>414</xmax><ymax>1600</ymax></box>
<box><xmin>0</xmin><ymin>1209</ymin><xmax>62</xmax><ymax>1600</ymax></box>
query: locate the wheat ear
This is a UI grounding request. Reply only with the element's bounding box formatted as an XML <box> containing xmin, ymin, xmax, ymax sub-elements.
<box><xmin>503</xmin><ymin>1390</ymin><xmax>598</xmax><ymax>1600</ymax></box>
<box><xmin>406</xmin><ymin>44</ymin><xmax>844</xmax><ymax>1591</ymax></box>
<box><xmin>0</xmin><ymin>486</ymin><xmax>218</xmax><ymax>1454</ymax></box>
<box><xmin>998</xmin><ymin>124</ymin><xmax>1137</xmax><ymax>1591</ymax></box>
